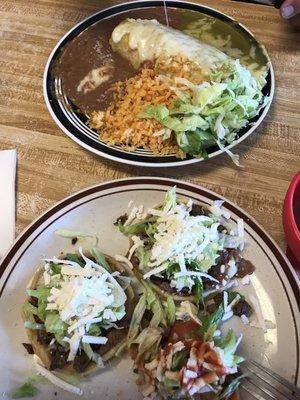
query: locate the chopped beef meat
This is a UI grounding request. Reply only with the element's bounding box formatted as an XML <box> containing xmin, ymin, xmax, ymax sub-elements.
<box><xmin>209</xmin><ymin>249</ymin><xmax>243</xmax><ymax>282</ymax></box>
<box><xmin>73</xmin><ymin>351</ymin><xmax>91</xmax><ymax>372</ymax></box>
<box><xmin>130</xmin><ymin>255</ymin><xmax>140</xmax><ymax>270</ymax></box>
<box><xmin>37</xmin><ymin>330</ymin><xmax>54</xmax><ymax>345</ymax></box>
<box><xmin>205</xmin><ymin>292</ymin><xmax>223</xmax><ymax>313</ymax></box>
<box><xmin>150</xmin><ymin>276</ymin><xmax>192</xmax><ymax>295</ymax></box>
<box><xmin>230</xmin><ymin>249</ymin><xmax>242</xmax><ymax>263</ymax></box>
<box><xmin>236</xmin><ymin>258</ymin><xmax>255</xmax><ymax>278</ymax></box>
<box><xmin>97</xmin><ymin>328</ymin><xmax>127</xmax><ymax>357</ymax></box>
<box><xmin>137</xmin><ymin>234</ymin><xmax>151</xmax><ymax>246</ymax></box>
<box><xmin>28</xmin><ymin>296</ymin><xmax>38</xmax><ymax>307</ymax></box>
<box><xmin>34</xmin><ymin>314</ymin><xmax>44</xmax><ymax>324</ymax></box>
<box><xmin>49</xmin><ymin>344</ymin><xmax>69</xmax><ymax>370</ymax></box>
<box><xmin>190</xmin><ymin>204</ymin><xmax>206</xmax><ymax>217</ymax></box>
<box><xmin>150</xmin><ymin>276</ymin><xmax>177</xmax><ymax>294</ymax></box>
<box><xmin>22</xmin><ymin>343</ymin><xmax>34</xmax><ymax>354</ymax></box>
<box><xmin>207</xmin><ymin>264</ymin><xmax>227</xmax><ymax>283</ymax></box>
<box><xmin>114</xmin><ymin>214</ymin><xmax>128</xmax><ymax>226</ymax></box>
<box><xmin>232</xmin><ymin>298</ymin><xmax>253</xmax><ymax>318</ymax></box>
<box><xmin>217</xmin><ymin>249</ymin><xmax>241</xmax><ymax>266</ymax></box>
<box><xmin>71</xmin><ymin>237</ymin><xmax>78</xmax><ymax>245</ymax></box>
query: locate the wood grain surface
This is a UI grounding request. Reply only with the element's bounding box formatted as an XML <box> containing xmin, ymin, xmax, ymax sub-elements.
<box><xmin>0</xmin><ymin>0</ymin><xmax>299</xmax><ymax>250</ymax></box>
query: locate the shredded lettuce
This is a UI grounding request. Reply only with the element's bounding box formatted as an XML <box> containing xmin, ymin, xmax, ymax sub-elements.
<box><xmin>132</xmin><ymin>327</ymin><xmax>162</xmax><ymax>360</ymax></box>
<box><xmin>144</xmin><ymin>282</ymin><xmax>166</xmax><ymax>328</ymax></box>
<box><xmin>195</xmin><ymin>277</ymin><xmax>204</xmax><ymax>309</ymax></box>
<box><xmin>117</xmin><ymin>221</ymin><xmax>148</xmax><ymax>236</ymax></box>
<box><xmin>91</xmin><ymin>247</ymin><xmax>111</xmax><ymax>272</ymax></box>
<box><xmin>65</xmin><ymin>253</ymin><xmax>84</xmax><ymax>267</ymax></box>
<box><xmin>22</xmin><ymin>301</ymin><xmax>38</xmax><ymax>322</ymax></box>
<box><xmin>87</xmin><ymin>323</ymin><xmax>102</xmax><ymax>336</ymax></box>
<box><xmin>44</xmin><ymin>312</ymin><xmax>67</xmax><ymax>343</ymax></box>
<box><xmin>127</xmin><ymin>293</ymin><xmax>147</xmax><ymax>340</ymax></box>
<box><xmin>50</xmin><ymin>264</ymin><xmax>61</xmax><ymax>275</ymax></box>
<box><xmin>171</xmin><ymin>349</ymin><xmax>189</xmax><ymax>371</ymax></box>
<box><xmin>215</xmin><ymin>329</ymin><xmax>244</xmax><ymax>368</ymax></box>
<box><xmin>26</xmin><ymin>288</ymin><xmax>51</xmax><ymax>299</ymax></box>
<box><xmin>24</xmin><ymin>322</ymin><xmax>45</xmax><ymax>330</ymax></box>
<box><xmin>25</xmin><ymin>288</ymin><xmax>51</xmax><ymax>323</ymax></box>
<box><xmin>164</xmin><ymin>297</ymin><xmax>176</xmax><ymax>326</ymax></box>
<box><xmin>199</xmin><ymin>303</ymin><xmax>224</xmax><ymax>341</ymax></box>
<box><xmin>176</xmin><ymin>129</ymin><xmax>215</xmax><ymax>157</ymax></box>
<box><xmin>134</xmin><ymin>246</ymin><xmax>151</xmax><ymax>270</ymax></box>
<box><xmin>163</xmin><ymin>186</ymin><xmax>177</xmax><ymax>212</ymax></box>
<box><xmin>10</xmin><ymin>382</ymin><xmax>38</xmax><ymax>398</ymax></box>
<box><xmin>139</xmin><ymin>59</ymin><xmax>266</xmax><ymax>161</ymax></box>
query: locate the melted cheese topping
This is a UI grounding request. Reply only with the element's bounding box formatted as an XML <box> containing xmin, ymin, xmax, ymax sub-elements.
<box><xmin>111</xmin><ymin>18</ymin><xmax>228</xmax><ymax>75</ymax></box>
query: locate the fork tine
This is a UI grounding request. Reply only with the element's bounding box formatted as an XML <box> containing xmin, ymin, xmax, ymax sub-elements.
<box><xmin>244</xmin><ymin>374</ymin><xmax>292</xmax><ymax>400</ymax></box>
<box><xmin>241</xmin><ymin>379</ymin><xmax>274</xmax><ymax>400</ymax></box>
<box><xmin>249</xmin><ymin>361</ymin><xmax>300</xmax><ymax>396</ymax></box>
<box><xmin>244</xmin><ymin>361</ymin><xmax>300</xmax><ymax>400</ymax></box>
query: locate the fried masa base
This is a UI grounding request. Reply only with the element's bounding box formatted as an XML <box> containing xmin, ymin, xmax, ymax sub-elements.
<box><xmin>22</xmin><ymin>252</ymin><xmax>135</xmax><ymax>375</ymax></box>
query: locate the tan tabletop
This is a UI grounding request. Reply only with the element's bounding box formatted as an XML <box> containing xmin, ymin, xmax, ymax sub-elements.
<box><xmin>0</xmin><ymin>0</ymin><xmax>299</xmax><ymax>250</ymax></box>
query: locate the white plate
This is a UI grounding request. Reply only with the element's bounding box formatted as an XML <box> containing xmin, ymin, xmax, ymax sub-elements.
<box><xmin>0</xmin><ymin>177</ymin><xmax>299</xmax><ymax>399</ymax></box>
<box><xmin>44</xmin><ymin>0</ymin><xmax>274</xmax><ymax>168</ymax></box>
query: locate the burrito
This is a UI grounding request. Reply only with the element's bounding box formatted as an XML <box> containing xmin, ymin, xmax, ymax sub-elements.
<box><xmin>110</xmin><ymin>18</ymin><xmax>228</xmax><ymax>76</ymax></box>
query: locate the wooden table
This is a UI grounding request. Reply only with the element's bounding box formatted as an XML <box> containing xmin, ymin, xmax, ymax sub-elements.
<box><xmin>0</xmin><ymin>0</ymin><xmax>299</xmax><ymax>250</ymax></box>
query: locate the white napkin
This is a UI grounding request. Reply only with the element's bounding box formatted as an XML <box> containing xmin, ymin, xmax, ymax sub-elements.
<box><xmin>0</xmin><ymin>150</ymin><xmax>17</xmax><ymax>260</ymax></box>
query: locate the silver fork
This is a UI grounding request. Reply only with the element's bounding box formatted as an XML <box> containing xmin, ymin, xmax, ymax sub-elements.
<box><xmin>241</xmin><ymin>360</ymin><xmax>300</xmax><ymax>400</ymax></box>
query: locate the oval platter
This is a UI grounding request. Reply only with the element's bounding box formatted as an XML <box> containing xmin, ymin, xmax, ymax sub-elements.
<box><xmin>44</xmin><ymin>1</ymin><xmax>274</xmax><ymax>167</ymax></box>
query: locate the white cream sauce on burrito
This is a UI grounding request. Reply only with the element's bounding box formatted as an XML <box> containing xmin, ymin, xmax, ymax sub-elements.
<box><xmin>111</xmin><ymin>18</ymin><xmax>228</xmax><ymax>76</ymax></box>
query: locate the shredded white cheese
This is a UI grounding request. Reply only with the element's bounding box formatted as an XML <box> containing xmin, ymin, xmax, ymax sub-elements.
<box><xmin>82</xmin><ymin>335</ymin><xmax>108</xmax><ymax>344</ymax></box>
<box><xmin>248</xmin><ymin>294</ymin><xmax>267</xmax><ymax>332</ymax></box>
<box><xmin>227</xmin><ymin>260</ymin><xmax>237</xmax><ymax>278</ymax></box>
<box><xmin>44</xmin><ymin>248</ymin><xmax>127</xmax><ymax>360</ymax></box>
<box><xmin>174</xmin><ymin>271</ymin><xmax>218</xmax><ymax>282</ymax></box>
<box><xmin>143</xmin><ymin>263</ymin><xmax>168</xmax><ymax>279</ymax></box>
<box><xmin>128</xmin><ymin>235</ymin><xmax>144</xmax><ymax>260</ymax></box>
<box><xmin>222</xmin><ymin>310</ymin><xmax>233</xmax><ymax>321</ymax></box>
